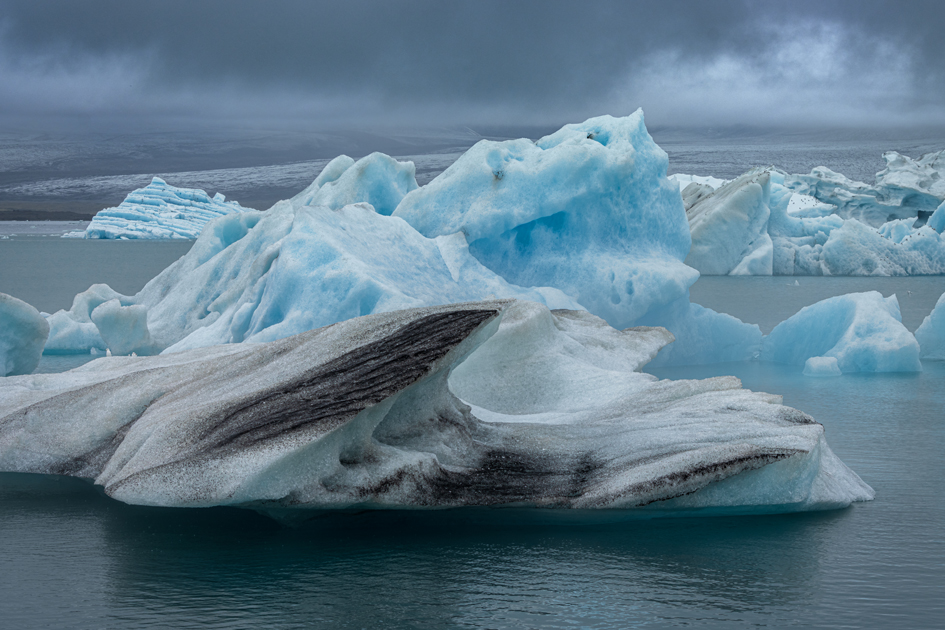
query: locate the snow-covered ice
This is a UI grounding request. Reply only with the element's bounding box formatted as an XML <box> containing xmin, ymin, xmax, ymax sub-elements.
<box><xmin>63</xmin><ymin>176</ymin><xmax>252</xmax><ymax>240</ymax></box>
<box><xmin>0</xmin><ymin>293</ymin><xmax>49</xmax><ymax>377</ymax></box>
<box><xmin>762</xmin><ymin>291</ymin><xmax>921</xmax><ymax>373</ymax></box>
<box><xmin>0</xmin><ymin>300</ymin><xmax>873</xmax><ymax>515</ymax></box>
<box><xmin>915</xmin><ymin>291</ymin><xmax>945</xmax><ymax>360</ymax></box>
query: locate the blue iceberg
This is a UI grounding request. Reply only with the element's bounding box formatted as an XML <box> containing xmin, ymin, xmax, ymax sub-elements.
<box><xmin>916</xmin><ymin>291</ymin><xmax>945</xmax><ymax>360</ymax></box>
<box><xmin>64</xmin><ymin>176</ymin><xmax>252</xmax><ymax>240</ymax></box>
<box><xmin>0</xmin><ymin>293</ymin><xmax>49</xmax><ymax>376</ymax></box>
<box><xmin>762</xmin><ymin>291</ymin><xmax>921</xmax><ymax>373</ymax></box>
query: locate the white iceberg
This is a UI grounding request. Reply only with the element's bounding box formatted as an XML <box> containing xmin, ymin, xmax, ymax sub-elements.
<box><xmin>0</xmin><ymin>301</ymin><xmax>873</xmax><ymax>516</ymax></box>
<box><xmin>685</xmin><ymin>168</ymin><xmax>774</xmax><ymax>276</ymax></box>
<box><xmin>64</xmin><ymin>176</ymin><xmax>252</xmax><ymax>240</ymax></box>
<box><xmin>762</xmin><ymin>292</ymin><xmax>921</xmax><ymax>373</ymax></box>
<box><xmin>915</xmin><ymin>291</ymin><xmax>945</xmax><ymax>360</ymax></box>
<box><xmin>0</xmin><ymin>293</ymin><xmax>49</xmax><ymax>377</ymax></box>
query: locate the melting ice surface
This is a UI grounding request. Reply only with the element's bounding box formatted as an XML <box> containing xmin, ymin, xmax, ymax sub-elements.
<box><xmin>0</xmin><ymin>300</ymin><xmax>873</xmax><ymax>516</ymax></box>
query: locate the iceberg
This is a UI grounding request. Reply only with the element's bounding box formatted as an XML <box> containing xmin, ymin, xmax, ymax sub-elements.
<box><xmin>685</xmin><ymin>168</ymin><xmax>774</xmax><ymax>276</ymax></box>
<box><xmin>394</xmin><ymin>112</ymin><xmax>760</xmax><ymax>364</ymax></box>
<box><xmin>784</xmin><ymin>150</ymin><xmax>945</xmax><ymax>228</ymax></box>
<box><xmin>290</xmin><ymin>153</ymin><xmax>418</xmax><ymax>215</ymax></box>
<box><xmin>761</xmin><ymin>292</ymin><xmax>921</xmax><ymax>373</ymax></box>
<box><xmin>0</xmin><ymin>300</ymin><xmax>873</xmax><ymax>515</ymax></box>
<box><xmin>45</xmin><ymin>113</ymin><xmax>762</xmax><ymax>366</ymax></box>
<box><xmin>45</xmin><ymin>202</ymin><xmax>580</xmax><ymax>355</ymax></box>
<box><xmin>683</xmin><ymin>167</ymin><xmax>945</xmax><ymax>276</ymax></box>
<box><xmin>64</xmin><ymin>176</ymin><xmax>251</xmax><ymax>240</ymax></box>
<box><xmin>915</xmin><ymin>291</ymin><xmax>945</xmax><ymax>360</ymax></box>
<box><xmin>0</xmin><ymin>293</ymin><xmax>49</xmax><ymax>377</ymax></box>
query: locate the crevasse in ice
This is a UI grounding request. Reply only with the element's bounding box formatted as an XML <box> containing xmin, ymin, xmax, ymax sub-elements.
<box><xmin>0</xmin><ymin>300</ymin><xmax>874</xmax><ymax>516</ymax></box>
<box><xmin>64</xmin><ymin>176</ymin><xmax>251</xmax><ymax>240</ymax></box>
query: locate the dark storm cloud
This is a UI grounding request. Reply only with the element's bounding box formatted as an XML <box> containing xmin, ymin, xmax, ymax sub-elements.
<box><xmin>0</xmin><ymin>0</ymin><xmax>943</xmax><ymax>131</ymax></box>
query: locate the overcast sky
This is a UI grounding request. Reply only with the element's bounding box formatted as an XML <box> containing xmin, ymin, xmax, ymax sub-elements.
<box><xmin>1</xmin><ymin>0</ymin><xmax>943</xmax><ymax>134</ymax></box>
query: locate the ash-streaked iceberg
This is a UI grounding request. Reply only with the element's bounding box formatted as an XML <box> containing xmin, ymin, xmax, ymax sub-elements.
<box><xmin>915</xmin><ymin>291</ymin><xmax>945</xmax><ymax>360</ymax></box>
<box><xmin>63</xmin><ymin>176</ymin><xmax>252</xmax><ymax>240</ymax></box>
<box><xmin>0</xmin><ymin>293</ymin><xmax>49</xmax><ymax>377</ymax></box>
<box><xmin>762</xmin><ymin>291</ymin><xmax>921</xmax><ymax>373</ymax></box>
<box><xmin>0</xmin><ymin>300</ymin><xmax>873</xmax><ymax>516</ymax></box>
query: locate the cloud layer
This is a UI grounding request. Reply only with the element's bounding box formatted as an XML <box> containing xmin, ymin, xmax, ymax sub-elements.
<box><xmin>1</xmin><ymin>0</ymin><xmax>943</xmax><ymax>132</ymax></box>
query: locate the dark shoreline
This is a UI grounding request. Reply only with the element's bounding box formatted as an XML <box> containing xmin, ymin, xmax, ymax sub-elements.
<box><xmin>0</xmin><ymin>210</ymin><xmax>95</xmax><ymax>221</ymax></box>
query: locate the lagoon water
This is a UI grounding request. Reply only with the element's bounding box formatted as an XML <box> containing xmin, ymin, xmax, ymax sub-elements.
<box><xmin>1</xmin><ymin>140</ymin><xmax>944</xmax><ymax>628</ymax></box>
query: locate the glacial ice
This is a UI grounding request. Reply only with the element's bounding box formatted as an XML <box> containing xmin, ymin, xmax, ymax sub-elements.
<box><xmin>685</xmin><ymin>169</ymin><xmax>774</xmax><ymax>276</ymax></box>
<box><xmin>395</xmin><ymin>112</ymin><xmax>694</xmax><ymax>330</ymax></box>
<box><xmin>290</xmin><ymin>152</ymin><xmax>418</xmax><ymax>215</ymax></box>
<box><xmin>63</xmin><ymin>177</ymin><xmax>251</xmax><ymax>240</ymax></box>
<box><xmin>683</xmin><ymin>167</ymin><xmax>945</xmax><ymax>276</ymax></box>
<box><xmin>762</xmin><ymin>292</ymin><xmax>921</xmax><ymax>373</ymax></box>
<box><xmin>802</xmin><ymin>356</ymin><xmax>842</xmax><ymax>377</ymax></box>
<box><xmin>394</xmin><ymin>112</ymin><xmax>760</xmax><ymax>364</ymax></box>
<box><xmin>43</xmin><ymin>112</ymin><xmax>761</xmax><ymax>366</ymax></box>
<box><xmin>0</xmin><ymin>293</ymin><xmax>49</xmax><ymax>377</ymax></box>
<box><xmin>45</xmin><ymin>201</ymin><xmax>580</xmax><ymax>355</ymax></box>
<box><xmin>915</xmin><ymin>291</ymin><xmax>945</xmax><ymax>360</ymax></box>
<box><xmin>0</xmin><ymin>300</ymin><xmax>874</xmax><ymax>515</ymax></box>
<box><xmin>784</xmin><ymin>150</ymin><xmax>945</xmax><ymax>227</ymax></box>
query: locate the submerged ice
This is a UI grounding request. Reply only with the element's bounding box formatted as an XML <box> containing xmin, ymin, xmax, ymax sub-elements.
<box><xmin>0</xmin><ymin>301</ymin><xmax>873</xmax><ymax>515</ymax></box>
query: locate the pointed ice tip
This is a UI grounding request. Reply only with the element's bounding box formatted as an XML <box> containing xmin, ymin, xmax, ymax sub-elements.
<box><xmin>151</xmin><ymin>176</ymin><xmax>167</xmax><ymax>185</ymax></box>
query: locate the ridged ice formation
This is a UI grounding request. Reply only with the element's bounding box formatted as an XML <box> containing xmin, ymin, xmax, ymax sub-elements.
<box><xmin>0</xmin><ymin>301</ymin><xmax>873</xmax><ymax>516</ymax></box>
